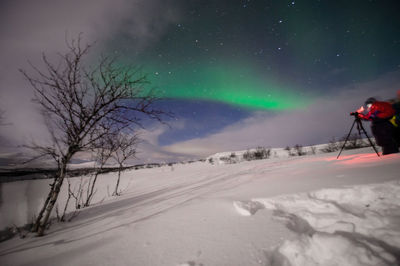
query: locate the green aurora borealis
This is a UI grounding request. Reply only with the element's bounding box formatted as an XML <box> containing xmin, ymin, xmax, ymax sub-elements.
<box><xmin>144</xmin><ymin>62</ymin><xmax>308</xmax><ymax>110</ymax></box>
<box><xmin>121</xmin><ymin>0</ymin><xmax>400</xmax><ymax>112</ymax></box>
<box><xmin>108</xmin><ymin>0</ymin><xmax>400</xmax><ymax>146</ymax></box>
<box><xmin>2</xmin><ymin>0</ymin><xmax>400</xmax><ymax>159</ymax></box>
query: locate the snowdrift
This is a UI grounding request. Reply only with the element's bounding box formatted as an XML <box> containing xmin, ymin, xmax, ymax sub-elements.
<box><xmin>235</xmin><ymin>180</ymin><xmax>400</xmax><ymax>265</ymax></box>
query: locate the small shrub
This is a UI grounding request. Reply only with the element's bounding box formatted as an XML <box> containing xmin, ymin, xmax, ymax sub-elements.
<box><xmin>322</xmin><ymin>137</ymin><xmax>339</xmax><ymax>153</ymax></box>
<box><xmin>219</xmin><ymin>156</ymin><xmax>229</xmax><ymax>163</ymax></box>
<box><xmin>243</xmin><ymin>150</ymin><xmax>255</xmax><ymax>161</ymax></box>
<box><xmin>243</xmin><ymin>147</ymin><xmax>270</xmax><ymax>160</ymax></box>
<box><xmin>285</xmin><ymin>146</ymin><xmax>294</xmax><ymax>156</ymax></box>
<box><xmin>219</xmin><ymin>155</ymin><xmax>237</xmax><ymax>164</ymax></box>
<box><xmin>365</xmin><ymin>137</ymin><xmax>377</xmax><ymax>147</ymax></box>
<box><xmin>341</xmin><ymin>134</ymin><xmax>367</xmax><ymax>150</ymax></box>
<box><xmin>310</xmin><ymin>145</ymin><xmax>317</xmax><ymax>155</ymax></box>
<box><xmin>253</xmin><ymin>146</ymin><xmax>271</xmax><ymax>159</ymax></box>
<box><xmin>294</xmin><ymin>144</ymin><xmax>306</xmax><ymax>156</ymax></box>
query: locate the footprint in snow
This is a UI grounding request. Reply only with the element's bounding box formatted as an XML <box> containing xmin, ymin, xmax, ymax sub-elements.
<box><xmin>233</xmin><ymin>200</ymin><xmax>265</xmax><ymax>216</ymax></box>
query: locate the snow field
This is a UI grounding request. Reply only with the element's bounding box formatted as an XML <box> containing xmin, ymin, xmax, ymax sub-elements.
<box><xmin>234</xmin><ymin>180</ymin><xmax>400</xmax><ymax>265</ymax></box>
<box><xmin>0</xmin><ymin>148</ymin><xmax>399</xmax><ymax>265</ymax></box>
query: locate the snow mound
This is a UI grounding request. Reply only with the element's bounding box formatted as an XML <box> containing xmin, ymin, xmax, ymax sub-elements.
<box><xmin>269</xmin><ymin>232</ymin><xmax>395</xmax><ymax>266</ymax></box>
<box><xmin>235</xmin><ymin>181</ymin><xmax>400</xmax><ymax>265</ymax></box>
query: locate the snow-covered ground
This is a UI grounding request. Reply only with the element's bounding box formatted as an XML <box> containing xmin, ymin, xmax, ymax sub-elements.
<box><xmin>0</xmin><ymin>147</ymin><xmax>399</xmax><ymax>266</ymax></box>
<box><xmin>234</xmin><ymin>181</ymin><xmax>400</xmax><ymax>265</ymax></box>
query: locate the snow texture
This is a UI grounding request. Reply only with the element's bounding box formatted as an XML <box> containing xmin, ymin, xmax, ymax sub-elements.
<box><xmin>235</xmin><ymin>181</ymin><xmax>400</xmax><ymax>265</ymax></box>
<box><xmin>0</xmin><ymin>148</ymin><xmax>399</xmax><ymax>265</ymax></box>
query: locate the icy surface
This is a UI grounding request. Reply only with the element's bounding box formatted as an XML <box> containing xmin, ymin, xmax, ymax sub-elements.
<box><xmin>0</xmin><ymin>148</ymin><xmax>399</xmax><ymax>265</ymax></box>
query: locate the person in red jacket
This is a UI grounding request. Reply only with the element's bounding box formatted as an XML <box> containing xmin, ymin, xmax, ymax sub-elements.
<box><xmin>358</xmin><ymin>97</ymin><xmax>398</xmax><ymax>155</ymax></box>
<box><xmin>391</xmin><ymin>90</ymin><xmax>400</xmax><ymax>147</ymax></box>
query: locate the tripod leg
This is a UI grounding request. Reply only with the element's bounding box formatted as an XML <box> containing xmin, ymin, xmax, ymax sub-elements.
<box><xmin>337</xmin><ymin>119</ymin><xmax>357</xmax><ymax>159</ymax></box>
<box><xmin>358</xmin><ymin>120</ymin><xmax>380</xmax><ymax>157</ymax></box>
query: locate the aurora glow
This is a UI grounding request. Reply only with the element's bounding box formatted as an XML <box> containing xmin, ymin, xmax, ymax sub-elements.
<box><xmin>146</xmin><ymin>62</ymin><xmax>308</xmax><ymax>110</ymax></box>
<box><xmin>1</xmin><ymin>0</ymin><xmax>400</xmax><ymax>162</ymax></box>
<box><xmin>119</xmin><ymin>1</ymin><xmax>399</xmax><ymax>114</ymax></box>
<box><xmin>103</xmin><ymin>0</ymin><xmax>400</xmax><ymax>149</ymax></box>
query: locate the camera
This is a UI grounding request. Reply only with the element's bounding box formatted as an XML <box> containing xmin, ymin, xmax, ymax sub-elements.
<box><xmin>350</xmin><ymin>112</ymin><xmax>359</xmax><ymax>117</ymax></box>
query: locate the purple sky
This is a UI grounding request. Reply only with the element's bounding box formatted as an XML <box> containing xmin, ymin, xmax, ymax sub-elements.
<box><xmin>1</xmin><ymin>0</ymin><xmax>399</xmax><ymax>165</ymax></box>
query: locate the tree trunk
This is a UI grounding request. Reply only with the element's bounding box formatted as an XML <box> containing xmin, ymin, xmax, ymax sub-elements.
<box><xmin>37</xmin><ymin>154</ymin><xmax>71</xmax><ymax>236</ymax></box>
<box><xmin>113</xmin><ymin>166</ymin><xmax>122</xmax><ymax>196</ymax></box>
<box><xmin>84</xmin><ymin>172</ymin><xmax>99</xmax><ymax>207</ymax></box>
<box><xmin>32</xmin><ymin>178</ymin><xmax>57</xmax><ymax>232</ymax></box>
<box><xmin>60</xmin><ymin>181</ymin><xmax>72</xmax><ymax>222</ymax></box>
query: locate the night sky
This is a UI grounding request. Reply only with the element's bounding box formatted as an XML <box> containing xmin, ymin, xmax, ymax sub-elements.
<box><xmin>123</xmin><ymin>0</ymin><xmax>400</xmax><ymax>150</ymax></box>
<box><xmin>1</xmin><ymin>0</ymin><xmax>400</xmax><ymax>163</ymax></box>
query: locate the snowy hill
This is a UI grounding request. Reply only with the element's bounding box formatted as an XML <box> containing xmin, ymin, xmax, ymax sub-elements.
<box><xmin>206</xmin><ymin>144</ymin><xmax>325</xmax><ymax>164</ymax></box>
<box><xmin>206</xmin><ymin>140</ymin><xmax>370</xmax><ymax>165</ymax></box>
<box><xmin>0</xmin><ymin>147</ymin><xmax>399</xmax><ymax>266</ymax></box>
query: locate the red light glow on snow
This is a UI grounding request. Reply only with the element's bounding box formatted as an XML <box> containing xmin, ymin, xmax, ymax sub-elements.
<box><xmin>332</xmin><ymin>153</ymin><xmax>381</xmax><ymax>165</ymax></box>
<box><xmin>323</xmin><ymin>152</ymin><xmax>399</xmax><ymax>166</ymax></box>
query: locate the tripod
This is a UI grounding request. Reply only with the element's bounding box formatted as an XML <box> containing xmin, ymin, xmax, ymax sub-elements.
<box><xmin>337</xmin><ymin>112</ymin><xmax>380</xmax><ymax>159</ymax></box>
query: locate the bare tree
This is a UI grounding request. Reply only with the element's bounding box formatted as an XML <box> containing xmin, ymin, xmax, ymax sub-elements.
<box><xmin>20</xmin><ymin>36</ymin><xmax>165</xmax><ymax>236</ymax></box>
<box><xmin>112</xmin><ymin>133</ymin><xmax>139</xmax><ymax>196</ymax></box>
<box><xmin>293</xmin><ymin>144</ymin><xmax>305</xmax><ymax>156</ymax></box>
<box><xmin>30</xmin><ymin>176</ymin><xmax>55</xmax><ymax>232</ymax></box>
<box><xmin>84</xmin><ymin>133</ymin><xmax>117</xmax><ymax>207</ymax></box>
<box><xmin>55</xmin><ymin>178</ymin><xmax>81</xmax><ymax>223</ymax></box>
<box><xmin>68</xmin><ymin>177</ymin><xmax>85</xmax><ymax>210</ymax></box>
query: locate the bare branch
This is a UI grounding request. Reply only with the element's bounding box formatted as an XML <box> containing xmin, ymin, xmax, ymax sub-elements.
<box><xmin>20</xmin><ymin>35</ymin><xmax>168</xmax><ymax>236</ymax></box>
<box><xmin>112</xmin><ymin>132</ymin><xmax>139</xmax><ymax>196</ymax></box>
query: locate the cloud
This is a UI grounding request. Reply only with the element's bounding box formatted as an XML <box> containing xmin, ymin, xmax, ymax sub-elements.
<box><xmin>1</xmin><ymin>1</ymin><xmax>399</xmax><ymax>164</ymax></box>
<box><xmin>0</xmin><ymin>0</ymin><xmax>180</xmax><ymax>152</ymax></box>
<box><xmin>162</xmin><ymin>70</ymin><xmax>400</xmax><ymax>157</ymax></box>
<box><xmin>133</xmin><ymin>120</ymin><xmax>197</xmax><ymax>163</ymax></box>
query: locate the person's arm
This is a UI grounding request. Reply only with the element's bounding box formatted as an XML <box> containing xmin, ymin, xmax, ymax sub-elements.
<box><xmin>358</xmin><ymin>112</ymin><xmax>372</xmax><ymax>120</ymax></box>
<box><xmin>358</xmin><ymin>105</ymin><xmax>376</xmax><ymax>120</ymax></box>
